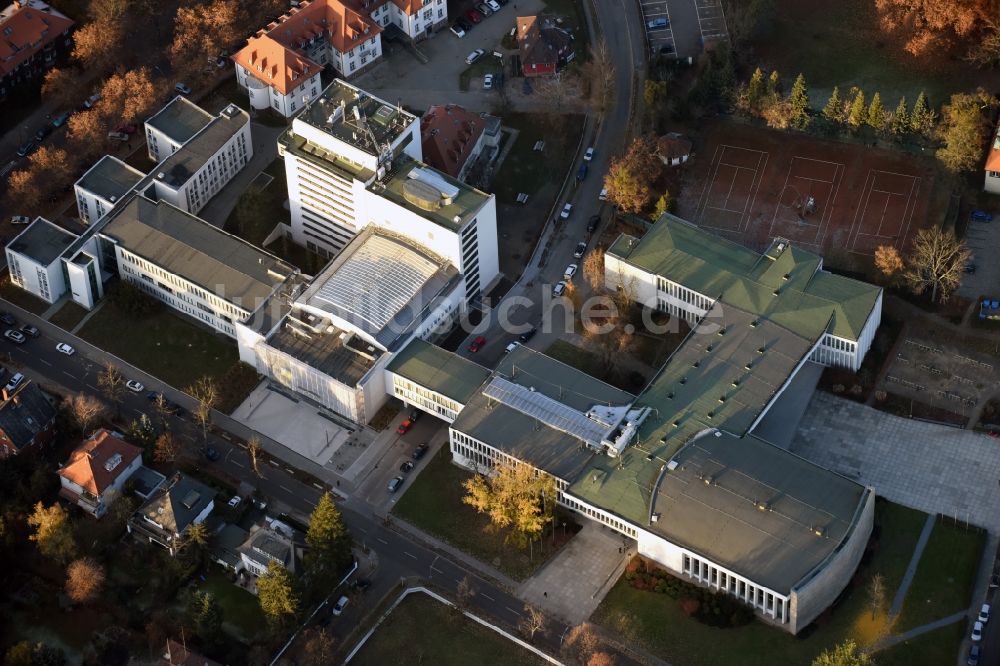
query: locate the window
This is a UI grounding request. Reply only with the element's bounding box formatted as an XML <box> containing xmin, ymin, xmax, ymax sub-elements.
<box><xmin>990</xmin><ymin>171</ymin><xmax>1000</xmax><ymax>178</ymax></box>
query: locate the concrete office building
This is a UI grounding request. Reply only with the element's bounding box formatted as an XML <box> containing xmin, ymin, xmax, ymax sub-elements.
<box><xmin>142</xmin><ymin>98</ymin><xmax>252</xmax><ymax>215</ymax></box>
<box><xmin>5</xmin><ymin>217</ymin><xmax>76</xmax><ymax>304</ymax></box>
<box><xmin>605</xmin><ymin>214</ymin><xmax>883</xmax><ymax>372</ymax></box>
<box><xmin>74</xmin><ymin>156</ymin><xmax>145</xmax><ymax>225</ymax></box>
<box><xmin>384</xmin><ymin>215</ymin><xmax>883</xmax><ymax>633</ymax></box>
<box><xmin>236</xmin><ymin>225</ymin><xmax>465</xmax><ymax>422</ymax></box>
<box><xmin>102</xmin><ymin>196</ymin><xmax>298</xmax><ymax>338</ymax></box>
<box><xmin>279</xmin><ymin>79</ymin><xmax>499</xmax><ymax>302</ymax></box>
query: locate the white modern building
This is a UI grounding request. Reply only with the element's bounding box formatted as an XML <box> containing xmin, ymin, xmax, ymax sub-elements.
<box><xmin>102</xmin><ymin>196</ymin><xmax>298</xmax><ymax>338</ymax></box>
<box><xmin>142</xmin><ymin>98</ymin><xmax>252</xmax><ymax>215</ymax></box>
<box><xmin>279</xmin><ymin>79</ymin><xmax>499</xmax><ymax>302</ymax></box>
<box><xmin>604</xmin><ymin>214</ymin><xmax>883</xmax><ymax>372</ymax></box>
<box><xmin>382</xmin><ymin>214</ymin><xmax>884</xmax><ymax>634</ymax></box>
<box><xmin>236</xmin><ymin>225</ymin><xmax>466</xmax><ymax>422</ymax></box>
<box><xmin>5</xmin><ymin>217</ymin><xmax>77</xmax><ymax>304</ymax></box>
<box><xmin>74</xmin><ymin>156</ymin><xmax>145</xmax><ymax>225</ymax></box>
<box><xmin>232</xmin><ymin>0</ymin><xmax>447</xmax><ymax>118</ymax></box>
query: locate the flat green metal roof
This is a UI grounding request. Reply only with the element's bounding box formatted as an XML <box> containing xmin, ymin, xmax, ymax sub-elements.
<box><xmin>387</xmin><ymin>338</ymin><xmax>491</xmax><ymax>405</ymax></box>
<box><xmin>608</xmin><ymin>214</ymin><xmax>881</xmax><ymax>341</ymax></box>
<box><xmin>450</xmin><ymin>345</ymin><xmax>635</xmax><ymax>481</ymax></box>
<box><xmin>567</xmin><ymin>302</ymin><xmax>816</xmax><ymax>526</ymax></box>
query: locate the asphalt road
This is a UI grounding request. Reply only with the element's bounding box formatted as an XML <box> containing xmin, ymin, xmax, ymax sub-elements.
<box><xmin>0</xmin><ymin>302</ymin><xmax>591</xmax><ymax>659</ymax></box>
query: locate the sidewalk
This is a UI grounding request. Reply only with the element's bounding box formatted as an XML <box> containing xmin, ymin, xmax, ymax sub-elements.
<box><xmin>386</xmin><ymin>514</ymin><xmax>521</xmax><ymax>592</ymax></box>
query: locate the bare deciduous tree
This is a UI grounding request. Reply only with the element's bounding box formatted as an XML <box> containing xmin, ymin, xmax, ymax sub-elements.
<box><xmin>188</xmin><ymin>376</ymin><xmax>218</xmax><ymax>441</ymax></box>
<box><xmin>903</xmin><ymin>228</ymin><xmax>971</xmax><ymax>303</ymax></box>
<box><xmin>65</xmin><ymin>557</ymin><xmax>106</xmax><ymax>604</ymax></box>
<box><xmin>519</xmin><ymin>604</ymin><xmax>548</xmax><ymax>639</ymax></box>
<box><xmin>454</xmin><ymin>575</ymin><xmax>476</xmax><ymax>612</ymax></box>
<box><xmin>65</xmin><ymin>393</ymin><xmax>106</xmax><ymax>435</ymax></box>
<box><xmin>301</xmin><ymin>627</ymin><xmax>335</xmax><ymax>666</ymax></box>
<box><xmin>247</xmin><ymin>435</ymin><xmax>263</xmax><ymax>477</ymax></box>
<box><xmin>867</xmin><ymin>572</ymin><xmax>885</xmax><ymax>620</ymax></box>
<box><xmin>153</xmin><ymin>432</ymin><xmax>181</xmax><ymax>463</ymax></box>
<box><xmin>580</xmin><ymin>38</ymin><xmax>615</xmax><ymax>113</ymax></box>
<box><xmin>97</xmin><ymin>362</ymin><xmax>126</xmax><ymax>420</ymax></box>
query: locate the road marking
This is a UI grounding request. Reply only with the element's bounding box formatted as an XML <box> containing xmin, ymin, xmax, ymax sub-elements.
<box><xmin>63</xmin><ymin>371</ymin><xmax>75</xmax><ymax>379</ymax></box>
<box><xmin>86</xmin><ymin>383</ymin><xmax>100</xmax><ymax>392</ymax></box>
<box><xmin>376</xmin><ymin>537</ymin><xmax>388</xmax><ymax>545</ymax></box>
<box><xmin>481</xmin><ymin>593</ymin><xmax>495</xmax><ymax>602</ymax></box>
<box><xmin>430</xmin><ymin>565</ymin><xmax>444</xmax><ymax>574</ymax></box>
<box><xmin>404</xmin><ymin>551</ymin><xmax>417</xmax><ymax>560</ymax></box>
<box><xmin>505</xmin><ymin>606</ymin><xmax>521</xmax><ymax>616</ymax></box>
<box><xmin>230</xmin><ymin>460</ymin><xmax>244</xmax><ymax>468</ymax></box>
<box><xmin>38</xmin><ymin>358</ymin><xmax>51</xmax><ymax>366</ymax></box>
<box><xmin>356</xmin><ymin>527</ymin><xmax>367</xmax><ymax>534</ymax></box>
<box><xmin>279</xmin><ymin>484</ymin><xmax>292</xmax><ymax>493</ymax></box>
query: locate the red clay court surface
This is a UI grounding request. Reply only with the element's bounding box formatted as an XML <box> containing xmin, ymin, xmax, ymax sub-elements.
<box><xmin>678</xmin><ymin>124</ymin><xmax>941</xmax><ymax>260</ymax></box>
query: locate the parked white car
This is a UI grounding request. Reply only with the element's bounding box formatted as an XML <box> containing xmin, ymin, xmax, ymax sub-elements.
<box><xmin>483</xmin><ymin>73</ymin><xmax>494</xmax><ymax>89</ymax></box>
<box><xmin>55</xmin><ymin>342</ymin><xmax>75</xmax><ymax>355</ymax></box>
<box><xmin>126</xmin><ymin>379</ymin><xmax>145</xmax><ymax>393</ymax></box>
<box><xmin>583</xmin><ymin>146</ymin><xmax>594</xmax><ymax>161</ymax></box>
<box><xmin>227</xmin><ymin>495</ymin><xmax>241</xmax><ymax>508</ymax></box>
<box><xmin>560</xmin><ymin>203</ymin><xmax>573</xmax><ymax>219</ymax></box>
<box><xmin>332</xmin><ymin>595</ymin><xmax>349</xmax><ymax>616</ymax></box>
<box><xmin>978</xmin><ymin>603</ymin><xmax>991</xmax><ymax>624</ymax></box>
<box><xmin>564</xmin><ymin>263</ymin><xmax>578</xmax><ymax>280</ymax></box>
<box><xmin>465</xmin><ymin>48</ymin><xmax>485</xmax><ymax>65</ymax></box>
<box><xmin>552</xmin><ymin>281</ymin><xmax>567</xmax><ymax>297</ymax></box>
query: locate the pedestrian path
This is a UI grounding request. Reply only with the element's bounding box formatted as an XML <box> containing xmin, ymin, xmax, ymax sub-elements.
<box><xmin>888</xmin><ymin>514</ymin><xmax>936</xmax><ymax>619</ymax></box>
<box><xmin>69</xmin><ymin>298</ymin><xmax>106</xmax><ymax>335</ymax></box>
<box><xmin>874</xmin><ymin>610</ymin><xmax>966</xmax><ymax>651</ymax></box>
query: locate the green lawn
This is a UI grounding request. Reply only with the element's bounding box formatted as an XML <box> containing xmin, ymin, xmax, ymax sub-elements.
<box><xmin>392</xmin><ymin>448</ymin><xmax>575</xmax><ymax>581</ymax></box>
<box><xmin>350</xmin><ymin>592</ymin><xmax>547</xmax><ymax>665</ymax></box>
<box><xmin>544</xmin><ymin>339</ymin><xmax>607</xmax><ymax>378</ymax></box>
<box><xmin>459</xmin><ymin>56</ymin><xmax>503</xmax><ymax>92</ymax></box>
<box><xmin>894</xmin><ymin>518</ymin><xmax>985</xmax><ymax>632</ymax></box>
<box><xmin>876</xmin><ymin>622</ymin><xmax>966</xmax><ymax>666</ymax></box>
<box><xmin>752</xmin><ymin>0</ymin><xmax>986</xmax><ymax>108</ymax></box>
<box><xmin>0</xmin><ymin>276</ymin><xmax>49</xmax><ymax>315</ymax></box>
<box><xmin>48</xmin><ymin>301</ymin><xmax>89</xmax><ymax>331</ymax></box>
<box><xmin>490</xmin><ymin>113</ymin><xmax>586</xmax><ymax>205</ymax></box>
<box><xmin>224</xmin><ymin>158</ymin><xmax>289</xmax><ymax>248</ymax></box>
<box><xmin>592</xmin><ymin>501</ymin><xmax>928</xmax><ymax>666</ymax></box>
<box><xmin>77</xmin><ymin>303</ymin><xmax>238</xmax><ymax>388</ymax></box>
<box><xmin>192</xmin><ymin>570</ymin><xmax>267</xmax><ymax>643</ymax></box>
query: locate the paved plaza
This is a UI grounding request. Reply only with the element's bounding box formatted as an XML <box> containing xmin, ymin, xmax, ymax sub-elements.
<box><xmin>232</xmin><ymin>384</ymin><xmax>371</xmax><ymax>471</ymax></box>
<box><xmin>517</xmin><ymin>522</ymin><xmax>628</xmax><ymax>624</ymax></box>
<box><xmin>790</xmin><ymin>391</ymin><xmax>1000</xmax><ymax>531</ymax></box>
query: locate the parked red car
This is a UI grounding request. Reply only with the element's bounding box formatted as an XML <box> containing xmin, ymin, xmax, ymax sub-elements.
<box><xmin>465</xmin><ymin>8</ymin><xmax>483</xmax><ymax>23</ymax></box>
<box><xmin>468</xmin><ymin>335</ymin><xmax>486</xmax><ymax>353</ymax></box>
<box><xmin>117</xmin><ymin>123</ymin><xmax>138</xmax><ymax>135</ymax></box>
<box><xmin>396</xmin><ymin>418</ymin><xmax>414</xmax><ymax>435</ymax></box>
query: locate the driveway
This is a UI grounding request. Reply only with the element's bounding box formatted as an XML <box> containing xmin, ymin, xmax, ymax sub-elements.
<box><xmin>959</xmin><ymin>219</ymin><xmax>999</xmax><ymax>301</ymax></box>
<box><xmin>355</xmin><ymin>0</ymin><xmax>575</xmax><ymax>114</ymax></box>
<box><xmin>789</xmin><ymin>391</ymin><xmax>1000</xmax><ymax>531</ymax></box>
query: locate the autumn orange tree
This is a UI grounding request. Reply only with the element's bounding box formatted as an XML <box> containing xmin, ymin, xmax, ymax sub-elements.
<box><xmin>874</xmin><ymin>245</ymin><xmax>904</xmax><ymax>285</ymax></box>
<box><xmin>169</xmin><ymin>0</ymin><xmax>243</xmax><ymax>81</ymax></box>
<box><xmin>462</xmin><ymin>462</ymin><xmax>557</xmax><ymax>547</ymax></box>
<box><xmin>603</xmin><ymin>135</ymin><xmax>663</xmax><ymax>214</ymax></box>
<box><xmin>875</xmin><ymin>0</ymin><xmax>995</xmax><ymax>58</ymax></box>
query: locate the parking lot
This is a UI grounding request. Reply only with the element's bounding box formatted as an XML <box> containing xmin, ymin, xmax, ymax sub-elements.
<box><xmin>638</xmin><ymin>0</ymin><xmax>675</xmax><ymax>56</ymax></box>
<box><xmin>640</xmin><ymin>0</ymin><xmax>728</xmax><ymax>59</ymax></box>
<box><xmin>959</xmin><ymin>216</ymin><xmax>999</xmax><ymax>301</ymax></box>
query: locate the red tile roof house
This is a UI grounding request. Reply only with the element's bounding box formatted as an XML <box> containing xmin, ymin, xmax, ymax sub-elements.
<box><xmin>420</xmin><ymin>104</ymin><xmax>487</xmax><ymax>182</ymax></box>
<box><xmin>985</xmin><ymin>119</ymin><xmax>1000</xmax><ymax>196</ymax></box>
<box><xmin>233</xmin><ymin>0</ymin><xmax>447</xmax><ymax>118</ymax></box>
<box><xmin>516</xmin><ymin>15</ymin><xmax>575</xmax><ymax>78</ymax></box>
<box><xmin>0</xmin><ymin>380</ymin><xmax>57</xmax><ymax>459</ymax></box>
<box><xmin>0</xmin><ymin>0</ymin><xmax>74</xmax><ymax>102</ymax></box>
<box><xmin>57</xmin><ymin>429</ymin><xmax>143</xmax><ymax>518</ymax></box>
